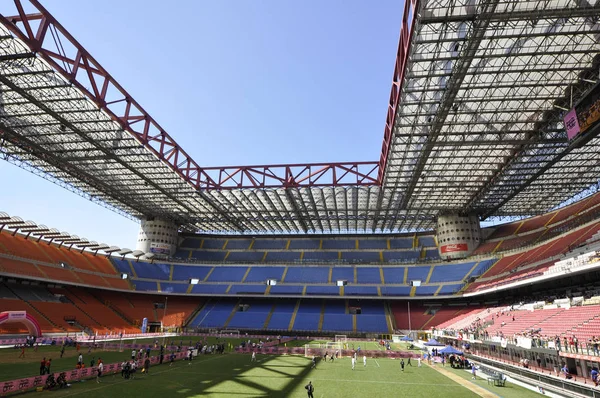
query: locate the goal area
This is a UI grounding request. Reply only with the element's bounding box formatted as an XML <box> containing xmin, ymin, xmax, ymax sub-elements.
<box><xmin>217</xmin><ymin>329</ymin><xmax>240</xmax><ymax>338</ymax></box>
<box><xmin>334</xmin><ymin>335</ymin><xmax>347</xmax><ymax>344</ymax></box>
<box><xmin>304</xmin><ymin>342</ymin><xmax>343</xmax><ymax>357</ymax></box>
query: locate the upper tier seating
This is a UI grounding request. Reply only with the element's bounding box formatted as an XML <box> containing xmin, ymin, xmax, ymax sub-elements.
<box><xmin>132</xmin><ymin>262</ymin><xmax>170</xmax><ymax>280</ymax></box>
<box><xmin>176</xmin><ymin>235</ymin><xmax>436</xmax><ymax>265</ymax></box>
<box><xmin>467</xmin><ymin>221</ymin><xmax>600</xmax><ymax>292</ymax></box>
<box><xmin>476</xmin><ymin>191</ymin><xmax>600</xmax><ymax>255</ymax></box>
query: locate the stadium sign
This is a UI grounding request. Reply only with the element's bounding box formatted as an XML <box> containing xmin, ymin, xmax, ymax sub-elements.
<box><xmin>564</xmin><ymin>81</ymin><xmax>600</xmax><ymax>141</ymax></box>
<box><xmin>149</xmin><ymin>242</ymin><xmax>171</xmax><ymax>255</ymax></box>
<box><xmin>440</xmin><ymin>244</ymin><xmax>468</xmax><ymax>253</ymax></box>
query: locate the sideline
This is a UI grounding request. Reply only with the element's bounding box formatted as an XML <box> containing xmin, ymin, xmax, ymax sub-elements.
<box><xmin>429</xmin><ymin>364</ymin><xmax>499</xmax><ymax>398</ymax></box>
<box><xmin>59</xmin><ymin>354</ymin><xmax>229</xmax><ymax>397</ymax></box>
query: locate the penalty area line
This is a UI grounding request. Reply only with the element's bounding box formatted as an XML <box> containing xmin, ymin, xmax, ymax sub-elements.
<box><xmin>374</xmin><ymin>359</ymin><xmax>380</xmax><ymax>368</ymax></box>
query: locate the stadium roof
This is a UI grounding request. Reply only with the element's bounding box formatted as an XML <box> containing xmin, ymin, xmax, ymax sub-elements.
<box><xmin>0</xmin><ymin>0</ymin><xmax>600</xmax><ymax>234</ymax></box>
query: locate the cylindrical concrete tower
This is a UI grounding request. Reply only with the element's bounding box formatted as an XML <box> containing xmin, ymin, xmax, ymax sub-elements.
<box><xmin>436</xmin><ymin>214</ymin><xmax>481</xmax><ymax>260</ymax></box>
<box><xmin>136</xmin><ymin>218</ymin><xmax>178</xmax><ymax>257</ymax></box>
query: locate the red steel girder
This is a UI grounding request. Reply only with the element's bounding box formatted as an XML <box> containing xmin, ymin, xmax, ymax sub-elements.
<box><xmin>378</xmin><ymin>0</ymin><xmax>419</xmax><ymax>182</ymax></box>
<box><xmin>202</xmin><ymin>162</ymin><xmax>379</xmax><ymax>190</ymax></box>
<box><xmin>0</xmin><ymin>0</ymin><xmax>380</xmax><ymax>190</ymax></box>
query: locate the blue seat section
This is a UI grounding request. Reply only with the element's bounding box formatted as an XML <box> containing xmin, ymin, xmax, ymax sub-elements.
<box><xmin>470</xmin><ymin>259</ymin><xmax>496</xmax><ymax>277</ymax></box>
<box><xmin>172</xmin><ymin>265</ymin><xmax>213</xmax><ymax>281</ymax></box>
<box><xmin>207</xmin><ymin>267</ymin><xmax>248</xmax><ymax>282</ymax></box>
<box><xmin>359</xmin><ymin>239</ymin><xmax>387</xmax><ymax>250</ymax></box>
<box><xmin>227</xmin><ymin>301</ymin><xmax>272</xmax><ymax>329</ymax></box>
<box><xmin>415</xmin><ymin>285</ymin><xmax>439</xmax><ymax>296</ymax></box>
<box><xmin>389</xmin><ymin>238</ymin><xmax>413</xmax><ymax>249</ymax></box>
<box><xmin>425</xmin><ymin>249</ymin><xmax>440</xmax><ymax>260</ymax></box>
<box><xmin>269</xmin><ymin>285</ymin><xmax>304</xmax><ymax>295</ymax></box>
<box><xmin>383</xmin><ymin>251</ymin><xmax>420</xmax><ymax>262</ymax></box>
<box><xmin>380</xmin><ymin>286</ymin><xmax>411</xmax><ymax>296</ymax></box>
<box><xmin>437</xmin><ymin>284</ymin><xmax>464</xmax><ymax>295</ymax></box>
<box><xmin>202</xmin><ymin>239</ymin><xmax>226</xmax><ymax>249</ymax></box>
<box><xmin>344</xmin><ymin>286</ymin><xmax>378</xmax><ymax>296</ymax></box>
<box><xmin>356</xmin><ymin>315</ymin><xmax>388</xmax><ymax>332</ymax></box>
<box><xmin>322</xmin><ymin>239</ymin><xmax>355</xmax><ymax>250</ymax></box>
<box><xmin>226</xmin><ymin>251</ymin><xmax>264</xmax><ymax>262</ymax></box>
<box><xmin>132</xmin><ymin>262</ymin><xmax>170</xmax><ymax>280</ymax></box>
<box><xmin>293</xmin><ymin>313</ymin><xmax>320</xmax><ymax>330</ymax></box>
<box><xmin>305</xmin><ymin>286</ymin><xmax>339</xmax><ymax>296</ymax></box>
<box><xmin>189</xmin><ymin>300</ymin><xmax>236</xmax><ymax>328</ymax></box>
<box><xmin>252</xmin><ymin>240</ymin><xmax>288</xmax><ymax>250</ymax></box>
<box><xmin>244</xmin><ymin>267</ymin><xmax>285</xmax><ymax>282</ymax></box>
<box><xmin>191</xmin><ymin>284</ymin><xmax>229</xmax><ymax>295</ymax></box>
<box><xmin>227</xmin><ymin>311</ymin><xmax>267</xmax><ymax>329</ymax></box>
<box><xmin>180</xmin><ymin>238</ymin><xmax>201</xmax><ymax>248</ymax></box>
<box><xmin>284</xmin><ymin>267</ymin><xmax>329</xmax><ymax>283</ymax></box>
<box><xmin>356</xmin><ymin>268</ymin><xmax>381</xmax><ymax>284</ymax></box>
<box><xmin>173</xmin><ymin>249</ymin><xmax>190</xmax><ymax>259</ymax></box>
<box><xmin>407</xmin><ymin>266</ymin><xmax>431</xmax><ymax>282</ymax></box>
<box><xmin>111</xmin><ymin>259</ymin><xmax>131</xmax><ymax>274</ymax></box>
<box><xmin>267</xmin><ymin>313</ymin><xmax>292</xmax><ymax>330</ymax></box>
<box><xmin>190</xmin><ymin>251</ymin><xmax>227</xmax><ymax>262</ymax></box>
<box><xmin>418</xmin><ymin>236</ymin><xmax>436</xmax><ymax>247</ymax></box>
<box><xmin>331</xmin><ymin>267</ymin><xmax>354</xmax><ymax>282</ymax></box>
<box><xmin>353</xmin><ymin>301</ymin><xmax>385</xmax><ymax>315</ymax></box>
<box><xmin>288</xmin><ymin>239</ymin><xmax>320</xmax><ymax>250</ymax></box>
<box><xmin>228</xmin><ymin>284</ymin><xmax>266</xmax><ymax>294</ymax></box>
<box><xmin>382</xmin><ymin>268</ymin><xmax>405</xmax><ymax>284</ymax></box>
<box><xmin>266</xmin><ymin>300</ymin><xmax>296</xmax><ymax>330</ymax></box>
<box><xmin>293</xmin><ymin>300</ymin><xmax>322</xmax><ymax>330</ymax></box>
<box><xmin>265</xmin><ymin>252</ymin><xmax>301</xmax><ymax>262</ymax></box>
<box><xmin>322</xmin><ymin>314</ymin><xmax>353</xmax><ymax>332</ymax></box>
<box><xmin>302</xmin><ymin>252</ymin><xmax>339</xmax><ymax>262</ymax></box>
<box><xmin>429</xmin><ymin>262</ymin><xmax>476</xmax><ymax>283</ymax></box>
<box><xmin>225</xmin><ymin>239</ymin><xmax>252</xmax><ymax>250</ymax></box>
<box><xmin>326</xmin><ymin>300</ymin><xmax>346</xmax><ymax>314</ymax></box>
<box><xmin>133</xmin><ymin>280</ymin><xmax>157</xmax><ymax>291</ymax></box>
<box><xmin>160</xmin><ymin>283</ymin><xmax>188</xmax><ymax>294</ymax></box>
<box><xmin>297</xmin><ymin>301</ymin><xmax>322</xmax><ymax>314</ymax></box>
<box><xmin>343</xmin><ymin>252</ymin><xmax>381</xmax><ymax>263</ymax></box>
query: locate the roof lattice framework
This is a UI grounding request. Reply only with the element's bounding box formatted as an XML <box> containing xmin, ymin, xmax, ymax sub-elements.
<box><xmin>0</xmin><ymin>0</ymin><xmax>599</xmax><ymax>234</ymax></box>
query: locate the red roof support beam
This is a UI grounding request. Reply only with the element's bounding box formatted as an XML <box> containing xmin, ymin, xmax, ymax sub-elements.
<box><xmin>202</xmin><ymin>162</ymin><xmax>379</xmax><ymax>190</ymax></box>
<box><xmin>378</xmin><ymin>0</ymin><xmax>420</xmax><ymax>183</ymax></box>
<box><xmin>0</xmin><ymin>0</ymin><xmax>381</xmax><ymax>190</ymax></box>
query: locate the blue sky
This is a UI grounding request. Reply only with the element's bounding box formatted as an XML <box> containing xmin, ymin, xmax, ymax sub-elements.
<box><xmin>0</xmin><ymin>0</ymin><xmax>402</xmax><ymax>248</ymax></box>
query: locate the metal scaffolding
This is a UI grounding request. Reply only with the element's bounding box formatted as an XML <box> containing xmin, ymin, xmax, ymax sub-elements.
<box><xmin>0</xmin><ymin>0</ymin><xmax>599</xmax><ymax>234</ymax></box>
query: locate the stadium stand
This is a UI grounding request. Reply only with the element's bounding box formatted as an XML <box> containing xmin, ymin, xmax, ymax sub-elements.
<box><xmin>174</xmin><ymin>235</ymin><xmax>437</xmax><ymax>265</ymax></box>
<box><xmin>265</xmin><ymin>300</ymin><xmax>296</xmax><ymax>330</ymax></box>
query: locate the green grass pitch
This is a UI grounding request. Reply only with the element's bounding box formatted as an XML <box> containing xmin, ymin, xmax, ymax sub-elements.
<box><xmin>0</xmin><ymin>337</ymin><xmax>544</xmax><ymax>397</ymax></box>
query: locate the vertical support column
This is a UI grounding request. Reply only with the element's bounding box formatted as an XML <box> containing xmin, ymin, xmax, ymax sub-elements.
<box><xmin>136</xmin><ymin>218</ymin><xmax>178</xmax><ymax>257</ymax></box>
<box><xmin>436</xmin><ymin>214</ymin><xmax>481</xmax><ymax>260</ymax></box>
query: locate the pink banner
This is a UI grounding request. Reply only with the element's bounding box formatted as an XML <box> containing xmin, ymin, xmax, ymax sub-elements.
<box><xmin>564</xmin><ymin>108</ymin><xmax>581</xmax><ymax>140</ymax></box>
<box><xmin>0</xmin><ymin>352</ymin><xmax>187</xmax><ymax>395</ymax></box>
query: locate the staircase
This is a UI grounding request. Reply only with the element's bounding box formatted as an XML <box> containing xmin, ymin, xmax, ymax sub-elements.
<box><xmin>88</xmin><ymin>291</ymin><xmax>134</xmax><ymax>324</ymax></box>
<box><xmin>263</xmin><ymin>304</ymin><xmax>277</xmax><ymax>329</ymax></box>
<box><xmin>385</xmin><ymin>302</ymin><xmax>396</xmax><ymax>333</ymax></box>
<box><xmin>184</xmin><ymin>301</ymin><xmax>208</xmax><ymax>328</ymax></box>
<box><xmin>3</xmin><ymin>283</ymin><xmax>64</xmax><ymax>332</ymax></box>
<box><xmin>223</xmin><ymin>300</ymin><xmax>241</xmax><ymax>328</ymax></box>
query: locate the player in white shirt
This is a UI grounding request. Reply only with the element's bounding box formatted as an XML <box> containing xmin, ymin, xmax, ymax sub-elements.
<box><xmin>251</xmin><ymin>352</ymin><xmax>256</xmax><ymax>362</ymax></box>
<box><xmin>363</xmin><ymin>355</ymin><xmax>366</xmax><ymax>367</ymax></box>
<box><xmin>417</xmin><ymin>356</ymin><xmax>422</xmax><ymax>367</ymax></box>
<box><xmin>131</xmin><ymin>349</ymin><xmax>136</xmax><ymax>360</ymax></box>
<box><xmin>96</xmin><ymin>362</ymin><xmax>103</xmax><ymax>383</ymax></box>
<box><xmin>351</xmin><ymin>356</ymin><xmax>356</xmax><ymax>370</ymax></box>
